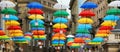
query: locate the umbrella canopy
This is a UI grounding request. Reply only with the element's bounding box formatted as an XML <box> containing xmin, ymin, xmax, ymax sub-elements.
<box><xmin>53</xmin><ymin>17</ymin><xmax>68</xmax><ymax>23</ymax></box>
<box><xmin>31</xmin><ymin>28</ymin><xmax>45</xmax><ymax>30</ymax></box>
<box><xmin>106</xmin><ymin>8</ymin><xmax>120</xmax><ymax>15</ymax></box>
<box><xmin>53</xmin><ymin>10</ymin><xmax>69</xmax><ymax>17</ymax></box>
<box><xmin>0</xmin><ymin>35</ymin><xmax>10</xmax><ymax>40</ymax></box>
<box><xmin>95</xmin><ymin>34</ymin><xmax>109</xmax><ymax>37</ymax></box>
<box><xmin>31</xmin><ymin>24</ymin><xmax>44</xmax><ymax>27</ymax></box>
<box><xmin>77</xmin><ymin>24</ymin><xmax>92</xmax><ymax>29</ymax></box>
<box><xmin>70</xmin><ymin>43</ymin><xmax>80</xmax><ymax>48</ymax></box>
<box><xmin>101</xmin><ymin>21</ymin><xmax>116</xmax><ymax>26</ymax></box>
<box><xmin>5</xmin><ymin>20</ymin><xmax>20</xmax><ymax>26</ymax></box>
<box><xmin>7</xmin><ymin>26</ymin><xmax>21</xmax><ymax>30</ymax></box>
<box><xmin>1</xmin><ymin>8</ymin><xmax>17</xmax><ymax>14</ymax></box>
<box><xmin>80</xmin><ymin>1</ymin><xmax>98</xmax><ymax>9</ymax></box>
<box><xmin>9</xmin><ymin>30</ymin><xmax>23</xmax><ymax>33</ymax></box>
<box><xmin>28</xmin><ymin>9</ymin><xmax>44</xmax><ymax>14</ymax></box>
<box><xmin>32</xmin><ymin>30</ymin><xmax>45</xmax><ymax>35</ymax></box>
<box><xmin>92</xmin><ymin>37</ymin><xmax>104</xmax><ymax>42</ymax></box>
<box><xmin>53</xmin><ymin>23</ymin><xmax>67</xmax><ymax>28</ymax></box>
<box><xmin>53</xmin><ymin>3</ymin><xmax>69</xmax><ymax>9</ymax></box>
<box><xmin>53</xmin><ymin>28</ymin><xmax>67</xmax><ymax>33</ymax></box>
<box><xmin>103</xmin><ymin>15</ymin><xmax>119</xmax><ymax>21</ymax></box>
<box><xmin>99</xmin><ymin>26</ymin><xmax>113</xmax><ymax>30</ymax></box>
<box><xmin>28</xmin><ymin>14</ymin><xmax>44</xmax><ymax>20</ymax></box>
<box><xmin>25</xmin><ymin>32</ymin><xmax>32</xmax><ymax>36</ymax></box>
<box><xmin>75</xmin><ymin>34</ymin><xmax>91</xmax><ymax>38</ymax></box>
<box><xmin>108</xmin><ymin>1</ymin><xmax>120</xmax><ymax>7</ymax></box>
<box><xmin>97</xmin><ymin>30</ymin><xmax>111</xmax><ymax>34</ymax></box>
<box><xmin>0</xmin><ymin>0</ymin><xmax>16</xmax><ymax>8</ymax></box>
<box><xmin>29</xmin><ymin>20</ymin><xmax>44</xmax><ymax>25</ymax></box>
<box><xmin>66</xmin><ymin>35</ymin><xmax>75</xmax><ymax>38</ymax></box>
<box><xmin>74</xmin><ymin>38</ymin><xmax>85</xmax><ymax>43</ymax></box>
<box><xmin>76</xmin><ymin>29</ymin><xmax>90</xmax><ymax>33</ymax></box>
<box><xmin>27</xmin><ymin>2</ymin><xmax>43</xmax><ymax>9</ymax></box>
<box><xmin>78</xmin><ymin>18</ymin><xmax>93</xmax><ymax>24</ymax></box>
<box><xmin>3</xmin><ymin>15</ymin><xmax>19</xmax><ymax>20</ymax></box>
<box><xmin>79</xmin><ymin>10</ymin><xmax>95</xmax><ymax>17</ymax></box>
<box><xmin>0</xmin><ymin>30</ymin><xmax>5</xmax><ymax>35</ymax></box>
<box><xmin>88</xmin><ymin>42</ymin><xmax>101</xmax><ymax>45</ymax></box>
<box><xmin>53</xmin><ymin>33</ymin><xmax>66</xmax><ymax>37</ymax></box>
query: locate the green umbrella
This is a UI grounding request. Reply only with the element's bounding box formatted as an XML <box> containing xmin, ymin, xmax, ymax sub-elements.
<box><xmin>106</xmin><ymin>8</ymin><xmax>120</xmax><ymax>15</ymax></box>
<box><xmin>31</xmin><ymin>24</ymin><xmax>44</xmax><ymax>27</ymax></box>
<box><xmin>76</xmin><ymin>29</ymin><xmax>90</xmax><ymax>33</ymax></box>
<box><xmin>1</xmin><ymin>8</ymin><xmax>17</xmax><ymax>14</ymax></box>
<box><xmin>53</xmin><ymin>10</ymin><xmax>69</xmax><ymax>16</ymax></box>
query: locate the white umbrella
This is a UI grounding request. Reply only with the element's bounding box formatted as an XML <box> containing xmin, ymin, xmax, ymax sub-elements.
<box><xmin>66</xmin><ymin>35</ymin><xmax>74</xmax><ymax>38</ymax></box>
<box><xmin>0</xmin><ymin>0</ymin><xmax>16</xmax><ymax>8</ymax></box>
<box><xmin>53</xmin><ymin>3</ymin><xmax>69</xmax><ymax>9</ymax></box>
<box><xmin>108</xmin><ymin>1</ymin><xmax>120</xmax><ymax>7</ymax></box>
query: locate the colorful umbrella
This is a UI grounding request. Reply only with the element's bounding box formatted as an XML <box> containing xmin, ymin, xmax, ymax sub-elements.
<box><xmin>53</xmin><ymin>10</ymin><xmax>69</xmax><ymax>16</ymax></box>
<box><xmin>95</xmin><ymin>34</ymin><xmax>109</xmax><ymax>37</ymax></box>
<box><xmin>88</xmin><ymin>42</ymin><xmax>101</xmax><ymax>45</ymax></box>
<box><xmin>99</xmin><ymin>26</ymin><xmax>113</xmax><ymax>30</ymax></box>
<box><xmin>66</xmin><ymin>35</ymin><xmax>75</xmax><ymax>38</ymax></box>
<box><xmin>103</xmin><ymin>15</ymin><xmax>119</xmax><ymax>21</ymax></box>
<box><xmin>5</xmin><ymin>20</ymin><xmax>20</xmax><ymax>26</ymax></box>
<box><xmin>53</xmin><ymin>28</ymin><xmax>67</xmax><ymax>33</ymax></box>
<box><xmin>31</xmin><ymin>24</ymin><xmax>44</xmax><ymax>27</ymax></box>
<box><xmin>29</xmin><ymin>20</ymin><xmax>44</xmax><ymax>24</ymax></box>
<box><xmin>92</xmin><ymin>37</ymin><xmax>104</xmax><ymax>42</ymax></box>
<box><xmin>75</xmin><ymin>34</ymin><xmax>91</xmax><ymax>38</ymax></box>
<box><xmin>53</xmin><ymin>17</ymin><xmax>68</xmax><ymax>23</ymax></box>
<box><xmin>27</xmin><ymin>2</ymin><xmax>43</xmax><ymax>9</ymax></box>
<box><xmin>0</xmin><ymin>0</ymin><xmax>16</xmax><ymax>8</ymax></box>
<box><xmin>2</xmin><ymin>15</ymin><xmax>19</xmax><ymax>20</ymax></box>
<box><xmin>78</xmin><ymin>18</ymin><xmax>93</xmax><ymax>24</ymax></box>
<box><xmin>79</xmin><ymin>10</ymin><xmax>95</xmax><ymax>17</ymax></box>
<box><xmin>28</xmin><ymin>9</ymin><xmax>44</xmax><ymax>14</ymax></box>
<box><xmin>101</xmin><ymin>21</ymin><xmax>116</xmax><ymax>26</ymax></box>
<box><xmin>31</xmin><ymin>28</ymin><xmax>45</xmax><ymax>30</ymax></box>
<box><xmin>76</xmin><ymin>29</ymin><xmax>90</xmax><ymax>33</ymax></box>
<box><xmin>106</xmin><ymin>8</ymin><xmax>120</xmax><ymax>15</ymax></box>
<box><xmin>28</xmin><ymin>14</ymin><xmax>44</xmax><ymax>19</ymax></box>
<box><xmin>53</xmin><ymin>3</ymin><xmax>69</xmax><ymax>9</ymax></box>
<box><xmin>1</xmin><ymin>8</ymin><xmax>17</xmax><ymax>14</ymax></box>
<box><xmin>32</xmin><ymin>30</ymin><xmax>45</xmax><ymax>35</ymax></box>
<box><xmin>97</xmin><ymin>30</ymin><xmax>111</xmax><ymax>34</ymax></box>
<box><xmin>74</xmin><ymin>38</ymin><xmax>85</xmax><ymax>43</ymax></box>
<box><xmin>53</xmin><ymin>23</ymin><xmax>67</xmax><ymax>28</ymax></box>
<box><xmin>7</xmin><ymin>26</ymin><xmax>21</xmax><ymax>30</ymax></box>
<box><xmin>108</xmin><ymin>1</ymin><xmax>120</xmax><ymax>7</ymax></box>
<box><xmin>9</xmin><ymin>30</ymin><xmax>23</xmax><ymax>33</ymax></box>
<box><xmin>70</xmin><ymin>43</ymin><xmax>81</xmax><ymax>48</ymax></box>
<box><xmin>80</xmin><ymin>1</ymin><xmax>98</xmax><ymax>9</ymax></box>
<box><xmin>0</xmin><ymin>30</ymin><xmax>5</xmax><ymax>36</ymax></box>
<box><xmin>77</xmin><ymin>24</ymin><xmax>92</xmax><ymax>29</ymax></box>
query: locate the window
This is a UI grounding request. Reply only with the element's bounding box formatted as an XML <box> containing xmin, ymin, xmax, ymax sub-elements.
<box><xmin>115</xmin><ymin>34</ymin><xmax>120</xmax><ymax>39</ymax></box>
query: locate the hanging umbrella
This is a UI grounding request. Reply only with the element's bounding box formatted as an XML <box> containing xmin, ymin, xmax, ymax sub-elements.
<box><xmin>0</xmin><ymin>0</ymin><xmax>16</xmax><ymax>8</ymax></box>
<box><xmin>0</xmin><ymin>30</ymin><xmax>5</xmax><ymax>36</ymax></box>
<box><xmin>101</xmin><ymin>21</ymin><xmax>116</xmax><ymax>26</ymax></box>
<box><xmin>79</xmin><ymin>9</ymin><xmax>95</xmax><ymax>17</ymax></box>
<box><xmin>67</xmin><ymin>38</ymin><xmax>74</xmax><ymax>46</ymax></box>
<box><xmin>2</xmin><ymin>15</ymin><xmax>19</xmax><ymax>20</ymax></box>
<box><xmin>31</xmin><ymin>28</ymin><xmax>45</xmax><ymax>30</ymax></box>
<box><xmin>80</xmin><ymin>1</ymin><xmax>98</xmax><ymax>9</ymax></box>
<box><xmin>99</xmin><ymin>26</ymin><xmax>113</xmax><ymax>30</ymax></box>
<box><xmin>1</xmin><ymin>8</ymin><xmax>17</xmax><ymax>14</ymax></box>
<box><xmin>76</xmin><ymin>29</ymin><xmax>90</xmax><ymax>33</ymax></box>
<box><xmin>53</xmin><ymin>3</ymin><xmax>69</xmax><ymax>9</ymax></box>
<box><xmin>75</xmin><ymin>34</ymin><xmax>91</xmax><ymax>38</ymax></box>
<box><xmin>10</xmin><ymin>33</ymin><xmax>24</xmax><ymax>37</ymax></box>
<box><xmin>27</xmin><ymin>2</ymin><xmax>43</xmax><ymax>9</ymax></box>
<box><xmin>66</xmin><ymin>35</ymin><xmax>75</xmax><ymax>38</ymax></box>
<box><xmin>28</xmin><ymin>14</ymin><xmax>44</xmax><ymax>19</ymax></box>
<box><xmin>78</xmin><ymin>18</ymin><xmax>93</xmax><ymax>24</ymax></box>
<box><xmin>32</xmin><ymin>30</ymin><xmax>45</xmax><ymax>35</ymax></box>
<box><xmin>108</xmin><ymin>1</ymin><xmax>120</xmax><ymax>7</ymax></box>
<box><xmin>7</xmin><ymin>26</ymin><xmax>21</xmax><ymax>30</ymax></box>
<box><xmin>53</xmin><ymin>28</ymin><xmax>67</xmax><ymax>33</ymax></box>
<box><xmin>74</xmin><ymin>38</ymin><xmax>85</xmax><ymax>43</ymax></box>
<box><xmin>103</xmin><ymin>15</ymin><xmax>119</xmax><ymax>21</ymax></box>
<box><xmin>25</xmin><ymin>32</ymin><xmax>32</xmax><ymax>36</ymax></box>
<box><xmin>5</xmin><ymin>20</ymin><xmax>20</xmax><ymax>26</ymax></box>
<box><xmin>12</xmin><ymin>37</ymin><xmax>27</xmax><ymax>42</ymax></box>
<box><xmin>88</xmin><ymin>42</ymin><xmax>101</xmax><ymax>45</ymax></box>
<box><xmin>70</xmin><ymin>43</ymin><xmax>81</xmax><ymax>48</ymax></box>
<box><xmin>9</xmin><ymin>30</ymin><xmax>23</xmax><ymax>33</ymax></box>
<box><xmin>106</xmin><ymin>8</ymin><xmax>120</xmax><ymax>15</ymax></box>
<box><xmin>31</xmin><ymin>24</ymin><xmax>44</xmax><ymax>27</ymax></box>
<box><xmin>28</xmin><ymin>9</ymin><xmax>44</xmax><ymax>14</ymax></box>
<box><xmin>97</xmin><ymin>30</ymin><xmax>111</xmax><ymax>34</ymax></box>
<box><xmin>29</xmin><ymin>20</ymin><xmax>44</xmax><ymax>24</ymax></box>
<box><xmin>53</xmin><ymin>17</ymin><xmax>68</xmax><ymax>23</ymax></box>
<box><xmin>95</xmin><ymin>34</ymin><xmax>109</xmax><ymax>37</ymax></box>
<box><xmin>53</xmin><ymin>23</ymin><xmax>67</xmax><ymax>28</ymax></box>
<box><xmin>53</xmin><ymin>10</ymin><xmax>69</xmax><ymax>17</ymax></box>
<box><xmin>92</xmin><ymin>37</ymin><xmax>104</xmax><ymax>42</ymax></box>
<box><xmin>77</xmin><ymin>24</ymin><xmax>92</xmax><ymax>29</ymax></box>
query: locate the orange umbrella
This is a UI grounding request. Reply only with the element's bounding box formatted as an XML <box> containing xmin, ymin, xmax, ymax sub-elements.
<box><xmin>0</xmin><ymin>30</ymin><xmax>5</xmax><ymax>35</ymax></box>
<box><xmin>53</xmin><ymin>33</ymin><xmax>66</xmax><ymax>37</ymax></box>
<box><xmin>97</xmin><ymin>30</ymin><xmax>111</xmax><ymax>34</ymax></box>
<box><xmin>74</xmin><ymin>38</ymin><xmax>85</xmax><ymax>43</ymax></box>
<box><xmin>32</xmin><ymin>30</ymin><xmax>45</xmax><ymax>35</ymax></box>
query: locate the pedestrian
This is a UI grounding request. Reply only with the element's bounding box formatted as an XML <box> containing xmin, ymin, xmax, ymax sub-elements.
<box><xmin>1</xmin><ymin>42</ymin><xmax>5</xmax><ymax>52</ymax></box>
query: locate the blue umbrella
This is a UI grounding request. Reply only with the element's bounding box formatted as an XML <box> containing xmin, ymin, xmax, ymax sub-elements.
<box><xmin>53</xmin><ymin>17</ymin><xmax>68</xmax><ymax>23</ymax></box>
<box><xmin>2</xmin><ymin>15</ymin><xmax>18</xmax><ymax>20</ymax></box>
<box><xmin>80</xmin><ymin>1</ymin><xmax>98</xmax><ymax>9</ymax></box>
<box><xmin>75</xmin><ymin>34</ymin><xmax>91</xmax><ymax>38</ymax></box>
<box><xmin>0</xmin><ymin>28</ymin><xmax>2</xmax><ymax>30</ymax></box>
<box><xmin>30</xmin><ymin>20</ymin><xmax>44</xmax><ymax>24</ymax></box>
<box><xmin>27</xmin><ymin>2</ymin><xmax>43</xmax><ymax>9</ymax></box>
<box><xmin>25</xmin><ymin>32</ymin><xmax>32</xmax><ymax>36</ymax></box>
<box><xmin>59</xmin><ymin>40</ymin><xmax>65</xmax><ymax>44</ymax></box>
<box><xmin>31</xmin><ymin>28</ymin><xmax>45</xmax><ymax>30</ymax></box>
<box><xmin>92</xmin><ymin>37</ymin><xmax>104</xmax><ymax>42</ymax></box>
<box><xmin>52</xmin><ymin>40</ymin><xmax>59</xmax><ymax>44</ymax></box>
<box><xmin>77</xmin><ymin>24</ymin><xmax>92</xmax><ymax>29</ymax></box>
<box><xmin>103</xmin><ymin>15</ymin><xmax>119</xmax><ymax>21</ymax></box>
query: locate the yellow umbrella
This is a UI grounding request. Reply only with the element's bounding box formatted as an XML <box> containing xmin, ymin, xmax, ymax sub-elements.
<box><xmin>78</xmin><ymin>18</ymin><xmax>93</xmax><ymax>24</ymax></box>
<box><xmin>28</xmin><ymin>14</ymin><xmax>44</xmax><ymax>19</ymax></box>
<box><xmin>101</xmin><ymin>21</ymin><xmax>116</xmax><ymax>26</ymax></box>
<box><xmin>10</xmin><ymin>33</ymin><xmax>24</xmax><ymax>37</ymax></box>
<box><xmin>9</xmin><ymin>30</ymin><xmax>23</xmax><ymax>33</ymax></box>
<box><xmin>5</xmin><ymin>20</ymin><xmax>20</xmax><ymax>26</ymax></box>
<box><xmin>88</xmin><ymin>42</ymin><xmax>101</xmax><ymax>45</ymax></box>
<box><xmin>95</xmin><ymin>33</ymin><xmax>109</xmax><ymax>37</ymax></box>
<box><xmin>53</xmin><ymin>23</ymin><xmax>67</xmax><ymax>28</ymax></box>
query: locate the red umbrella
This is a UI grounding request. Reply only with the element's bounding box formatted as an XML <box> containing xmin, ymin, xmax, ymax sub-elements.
<box><xmin>32</xmin><ymin>30</ymin><xmax>45</xmax><ymax>35</ymax></box>
<box><xmin>7</xmin><ymin>26</ymin><xmax>21</xmax><ymax>30</ymax></box>
<box><xmin>53</xmin><ymin>28</ymin><xmax>67</xmax><ymax>33</ymax></box>
<box><xmin>79</xmin><ymin>9</ymin><xmax>95</xmax><ymax>17</ymax></box>
<box><xmin>99</xmin><ymin>26</ymin><xmax>113</xmax><ymax>30</ymax></box>
<box><xmin>28</xmin><ymin>9</ymin><xmax>44</xmax><ymax>14</ymax></box>
<box><xmin>74</xmin><ymin>38</ymin><xmax>85</xmax><ymax>43</ymax></box>
<box><xmin>0</xmin><ymin>30</ymin><xmax>5</xmax><ymax>36</ymax></box>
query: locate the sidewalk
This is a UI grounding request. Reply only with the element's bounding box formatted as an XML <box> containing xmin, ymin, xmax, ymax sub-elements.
<box><xmin>0</xmin><ymin>50</ymin><xmax>2</xmax><ymax>52</ymax></box>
